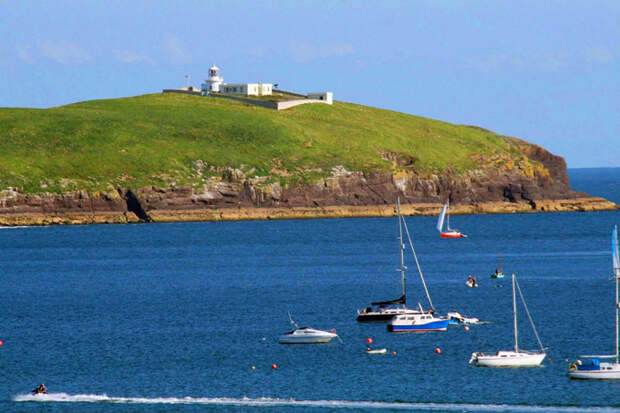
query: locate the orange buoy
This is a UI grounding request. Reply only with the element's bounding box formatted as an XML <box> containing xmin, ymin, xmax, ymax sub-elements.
<box><xmin>366</xmin><ymin>337</ymin><xmax>373</xmax><ymax>344</ymax></box>
<box><xmin>392</xmin><ymin>351</ymin><xmax>397</xmax><ymax>355</ymax></box>
<box><xmin>0</xmin><ymin>339</ymin><xmax>3</xmax><ymax>346</ymax></box>
<box><xmin>271</xmin><ymin>363</ymin><xmax>277</xmax><ymax>369</ymax></box>
<box><xmin>434</xmin><ymin>347</ymin><xmax>441</xmax><ymax>354</ymax></box>
<box><xmin>331</xmin><ymin>328</ymin><xmax>336</xmax><ymax>333</ymax></box>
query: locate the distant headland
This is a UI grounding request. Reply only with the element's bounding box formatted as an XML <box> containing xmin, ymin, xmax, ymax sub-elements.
<box><xmin>0</xmin><ymin>88</ymin><xmax>615</xmax><ymax>226</ymax></box>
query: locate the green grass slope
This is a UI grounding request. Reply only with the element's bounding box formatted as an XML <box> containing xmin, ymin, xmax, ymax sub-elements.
<box><xmin>0</xmin><ymin>93</ymin><xmax>520</xmax><ymax>193</ymax></box>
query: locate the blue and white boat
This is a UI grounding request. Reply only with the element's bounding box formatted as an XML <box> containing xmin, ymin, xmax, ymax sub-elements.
<box><xmin>386</xmin><ymin>199</ymin><xmax>449</xmax><ymax>333</ymax></box>
<box><xmin>388</xmin><ymin>303</ymin><xmax>449</xmax><ymax>332</ymax></box>
<box><xmin>568</xmin><ymin>225</ymin><xmax>620</xmax><ymax>380</ymax></box>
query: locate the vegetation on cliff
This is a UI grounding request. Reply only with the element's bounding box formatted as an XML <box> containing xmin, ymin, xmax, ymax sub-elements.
<box><xmin>1</xmin><ymin>93</ymin><xmax>539</xmax><ymax>194</ymax></box>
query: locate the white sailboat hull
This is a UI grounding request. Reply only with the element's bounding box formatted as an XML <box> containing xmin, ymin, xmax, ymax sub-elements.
<box><xmin>470</xmin><ymin>350</ymin><xmax>545</xmax><ymax>367</ymax></box>
<box><xmin>568</xmin><ymin>362</ymin><xmax>620</xmax><ymax>380</ymax></box>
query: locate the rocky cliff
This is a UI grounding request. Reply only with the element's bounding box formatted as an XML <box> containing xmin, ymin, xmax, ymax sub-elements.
<box><xmin>0</xmin><ymin>141</ymin><xmax>615</xmax><ymax>226</ymax></box>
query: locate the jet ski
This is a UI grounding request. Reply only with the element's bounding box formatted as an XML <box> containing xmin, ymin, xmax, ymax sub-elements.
<box><xmin>31</xmin><ymin>384</ymin><xmax>47</xmax><ymax>395</ymax></box>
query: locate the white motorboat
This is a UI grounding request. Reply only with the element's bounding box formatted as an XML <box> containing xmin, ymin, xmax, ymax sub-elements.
<box><xmin>366</xmin><ymin>348</ymin><xmax>387</xmax><ymax>354</ymax></box>
<box><xmin>278</xmin><ymin>313</ymin><xmax>338</xmax><ymax>344</ymax></box>
<box><xmin>469</xmin><ymin>273</ymin><xmax>546</xmax><ymax>367</ymax></box>
<box><xmin>568</xmin><ymin>225</ymin><xmax>620</xmax><ymax>380</ymax></box>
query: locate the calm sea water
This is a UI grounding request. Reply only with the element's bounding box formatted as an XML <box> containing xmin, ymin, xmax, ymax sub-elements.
<box><xmin>1</xmin><ymin>168</ymin><xmax>619</xmax><ymax>412</ymax></box>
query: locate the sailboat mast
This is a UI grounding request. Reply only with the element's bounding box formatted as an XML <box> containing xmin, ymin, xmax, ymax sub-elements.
<box><xmin>397</xmin><ymin>198</ymin><xmax>406</xmax><ymax>307</ymax></box>
<box><xmin>614</xmin><ymin>225</ymin><xmax>619</xmax><ymax>363</ymax></box>
<box><xmin>512</xmin><ymin>273</ymin><xmax>519</xmax><ymax>352</ymax></box>
<box><xmin>446</xmin><ymin>201</ymin><xmax>450</xmax><ymax>231</ymax></box>
<box><xmin>614</xmin><ymin>251</ymin><xmax>620</xmax><ymax>364</ymax></box>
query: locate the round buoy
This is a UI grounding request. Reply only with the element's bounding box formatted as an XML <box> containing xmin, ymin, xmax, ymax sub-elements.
<box><xmin>366</xmin><ymin>337</ymin><xmax>373</xmax><ymax>344</ymax></box>
<box><xmin>0</xmin><ymin>339</ymin><xmax>3</xmax><ymax>347</ymax></box>
<box><xmin>251</xmin><ymin>366</ymin><xmax>256</xmax><ymax>370</ymax></box>
<box><xmin>392</xmin><ymin>351</ymin><xmax>397</xmax><ymax>355</ymax></box>
<box><xmin>271</xmin><ymin>363</ymin><xmax>277</xmax><ymax>369</ymax></box>
<box><xmin>464</xmin><ymin>326</ymin><xmax>470</xmax><ymax>331</ymax></box>
<box><xmin>434</xmin><ymin>347</ymin><xmax>441</xmax><ymax>354</ymax></box>
<box><xmin>331</xmin><ymin>328</ymin><xmax>336</xmax><ymax>333</ymax></box>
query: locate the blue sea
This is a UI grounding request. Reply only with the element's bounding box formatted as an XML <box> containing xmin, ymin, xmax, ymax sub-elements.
<box><xmin>1</xmin><ymin>168</ymin><xmax>619</xmax><ymax>412</ymax></box>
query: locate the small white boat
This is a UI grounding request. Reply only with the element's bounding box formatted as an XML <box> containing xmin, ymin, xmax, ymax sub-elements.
<box><xmin>366</xmin><ymin>348</ymin><xmax>387</xmax><ymax>354</ymax></box>
<box><xmin>469</xmin><ymin>273</ymin><xmax>546</xmax><ymax>367</ymax></box>
<box><xmin>568</xmin><ymin>225</ymin><xmax>620</xmax><ymax>380</ymax></box>
<box><xmin>446</xmin><ymin>311</ymin><xmax>479</xmax><ymax>325</ymax></box>
<box><xmin>466</xmin><ymin>276</ymin><xmax>478</xmax><ymax>288</ymax></box>
<box><xmin>437</xmin><ymin>201</ymin><xmax>466</xmax><ymax>238</ymax></box>
<box><xmin>278</xmin><ymin>313</ymin><xmax>338</xmax><ymax>344</ymax></box>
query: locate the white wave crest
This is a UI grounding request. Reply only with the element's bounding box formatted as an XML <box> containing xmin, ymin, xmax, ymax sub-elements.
<box><xmin>11</xmin><ymin>393</ymin><xmax>620</xmax><ymax>412</ymax></box>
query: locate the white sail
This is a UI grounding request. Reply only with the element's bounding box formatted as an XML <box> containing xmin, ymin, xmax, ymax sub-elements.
<box><xmin>436</xmin><ymin>202</ymin><xmax>447</xmax><ymax>232</ymax></box>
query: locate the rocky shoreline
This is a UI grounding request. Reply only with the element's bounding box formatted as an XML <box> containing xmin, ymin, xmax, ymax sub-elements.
<box><xmin>0</xmin><ymin>197</ymin><xmax>615</xmax><ymax>226</ymax></box>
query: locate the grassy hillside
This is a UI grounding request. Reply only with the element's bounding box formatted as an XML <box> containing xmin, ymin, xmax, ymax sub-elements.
<box><xmin>0</xmin><ymin>93</ymin><xmax>520</xmax><ymax>193</ymax></box>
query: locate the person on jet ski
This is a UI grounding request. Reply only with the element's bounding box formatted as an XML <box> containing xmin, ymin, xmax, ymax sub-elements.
<box><xmin>32</xmin><ymin>383</ymin><xmax>47</xmax><ymax>394</ymax></box>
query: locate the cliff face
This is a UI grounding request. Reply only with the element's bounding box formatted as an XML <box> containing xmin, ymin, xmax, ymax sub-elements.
<box><xmin>0</xmin><ymin>141</ymin><xmax>614</xmax><ymax>226</ymax></box>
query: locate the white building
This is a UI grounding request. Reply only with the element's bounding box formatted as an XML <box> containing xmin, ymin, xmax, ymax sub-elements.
<box><xmin>307</xmin><ymin>92</ymin><xmax>333</xmax><ymax>104</ymax></box>
<box><xmin>201</xmin><ymin>64</ymin><xmax>272</xmax><ymax>96</ymax></box>
<box><xmin>220</xmin><ymin>83</ymin><xmax>272</xmax><ymax>96</ymax></box>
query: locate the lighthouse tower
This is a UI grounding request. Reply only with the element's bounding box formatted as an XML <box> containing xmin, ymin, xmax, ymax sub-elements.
<box><xmin>201</xmin><ymin>64</ymin><xmax>223</xmax><ymax>95</ymax></box>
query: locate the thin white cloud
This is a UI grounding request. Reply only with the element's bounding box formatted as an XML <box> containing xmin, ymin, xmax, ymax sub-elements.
<box><xmin>161</xmin><ymin>34</ymin><xmax>192</xmax><ymax>65</ymax></box>
<box><xmin>466</xmin><ymin>47</ymin><xmax>615</xmax><ymax>73</ymax></box>
<box><xmin>40</xmin><ymin>40</ymin><xmax>90</xmax><ymax>64</ymax></box>
<box><xmin>113</xmin><ymin>49</ymin><xmax>154</xmax><ymax>65</ymax></box>
<box><xmin>16</xmin><ymin>44</ymin><xmax>36</xmax><ymax>63</ymax></box>
<box><xmin>465</xmin><ymin>52</ymin><xmax>567</xmax><ymax>73</ymax></box>
<box><xmin>289</xmin><ymin>40</ymin><xmax>354</xmax><ymax>63</ymax></box>
<box><xmin>585</xmin><ymin>46</ymin><xmax>613</xmax><ymax>63</ymax></box>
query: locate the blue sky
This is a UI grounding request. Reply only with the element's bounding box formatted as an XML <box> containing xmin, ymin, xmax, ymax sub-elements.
<box><xmin>1</xmin><ymin>1</ymin><xmax>618</xmax><ymax>168</ymax></box>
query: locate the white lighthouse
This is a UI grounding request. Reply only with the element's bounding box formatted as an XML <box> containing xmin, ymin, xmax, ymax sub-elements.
<box><xmin>201</xmin><ymin>64</ymin><xmax>223</xmax><ymax>95</ymax></box>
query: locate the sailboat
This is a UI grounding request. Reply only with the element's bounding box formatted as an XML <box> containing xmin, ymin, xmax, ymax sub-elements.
<box><xmin>491</xmin><ymin>253</ymin><xmax>505</xmax><ymax>279</ymax></box>
<box><xmin>436</xmin><ymin>201</ymin><xmax>466</xmax><ymax>238</ymax></box>
<box><xmin>469</xmin><ymin>273</ymin><xmax>546</xmax><ymax>366</ymax></box>
<box><xmin>568</xmin><ymin>225</ymin><xmax>620</xmax><ymax>380</ymax></box>
<box><xmin>357</xmin><ymin>199</ymin><xmax>448</xmax><ymax>334</ymax></box>
<box><xmin>386</xmin><ymin>200</ymin><xmax>448</xmax><ymax>332</ymax></box>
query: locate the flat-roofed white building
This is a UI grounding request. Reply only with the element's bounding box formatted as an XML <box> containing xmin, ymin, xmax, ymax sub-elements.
<box><xmin>307</xmin><ymin>92</ymin><xmax>333</xmax><ymax>104</ymax></box>
<box><xmin>220</xmin><ymin>83</ymin><xmax>272</xmax><ymax>96</ymax></box>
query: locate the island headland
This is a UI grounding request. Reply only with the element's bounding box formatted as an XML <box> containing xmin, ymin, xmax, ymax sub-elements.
<box><xmin>0</xmin><ymin>92</ymin><xmax>615</xmax><ymax>226</ymax></box>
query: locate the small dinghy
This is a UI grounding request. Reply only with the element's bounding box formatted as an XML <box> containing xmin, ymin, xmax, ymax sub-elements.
<box><xmin>466</xmin><ymin>275</ymin><xmax>478</xmax><ymax>288</ymax></box>
<box><xmin>366</xmin><ymin>348</ymin><xmax>387</xmax><ymax>354</ymax></box>
<box><xmin>446</xmin><ymin>311</ymin><xmax>479</xmax><ymax>325</ymax></box>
